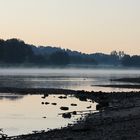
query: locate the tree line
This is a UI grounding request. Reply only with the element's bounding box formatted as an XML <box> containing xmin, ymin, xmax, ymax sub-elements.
<box><xmin>0</xmin><ymin>38</ymin><xmax>140</xmax><ymax>67</ymax></box>
<box><xmin>0</xmin><ymin>38</ymin><xmax>96</xmax><ymax>66</ymax></box>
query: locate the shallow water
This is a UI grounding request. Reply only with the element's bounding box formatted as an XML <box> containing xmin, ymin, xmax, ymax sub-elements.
<box><xmin>0</xmin><ymin>94</ymin><xmax>96</xmax><ymax>136</ymax></box>
<box><xmin>0</xmin><ymin>68</ymin><xmax>139</xmax><ymax>92</ymax></box>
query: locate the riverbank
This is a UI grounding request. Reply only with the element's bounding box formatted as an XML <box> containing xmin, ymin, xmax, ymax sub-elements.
<box><xmin>96</xmin><ymin>84</ymin><xmax>140</xmax><ymax>89</ymax></box>
<box><xmin>1</xmin><ymin>89</ymin><xmax>140</xmax><ymax>140</ymax></box>
<box><xmin>111</xmin><ymin>77</ymin><xmax>140</xmax><ymax>83</ymax></box>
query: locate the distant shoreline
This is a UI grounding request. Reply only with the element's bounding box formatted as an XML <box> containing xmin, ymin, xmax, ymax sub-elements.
<box><xmin>0</xmin><ymin>64</ymin><xmax>140</xmax><ymax>70</ymax></box>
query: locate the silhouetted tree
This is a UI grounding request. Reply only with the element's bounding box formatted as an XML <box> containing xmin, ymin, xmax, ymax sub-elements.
<box><xmin>49</xmin><ymin>51</ymin><xmax>70</xmax><ymax>65</ymax></box>
<box><xmin>121</xmin><ymin>55</ymin><xmax>131</xmax><ymax>66</ymax></box>
<box><xmin>130</xmin><ymin>55</ymin><xmax>140</xmax><ymax>67</ymax></box>
<box><xmin>4</xmin><ymin>39</ymin><xmax>33</xmax><ymax>63</ymax></box>
<box><xmin>0</xmin><ymin>39</ymin><xmax>5</xmax><ymax>61</ymax></box>
<box><xmin>29</xmin><ymin>54</ymin><xmax>47</xmax><ymax>64</ymax></box>
<box><xmin>121</xmin><ymin>55</ymin><xmax>140</xmax><ymax>67</ymax></box>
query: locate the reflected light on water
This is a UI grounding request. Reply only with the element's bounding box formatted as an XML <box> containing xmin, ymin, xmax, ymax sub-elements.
<box><xmin>0</xmin><ymin>94</ymin><xmax>97</xmax><ymax>136</ymax></box>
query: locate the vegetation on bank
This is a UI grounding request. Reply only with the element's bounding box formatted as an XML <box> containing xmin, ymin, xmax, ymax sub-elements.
<box><xmin>0</xmin><ymin>38</ymin><xmax>140</xmax><ymax>67</ymax></box>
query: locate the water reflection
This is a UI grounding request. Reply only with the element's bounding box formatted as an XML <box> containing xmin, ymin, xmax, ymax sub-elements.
<box><xmin>0</xmin><ymin>94</ymin><xmax>97</xmax><ymax>136</ymax></box>
<box><xmin>0</xmin><ymin>94</ymin><xmax>24</xmax><ymax>101</ymax></box>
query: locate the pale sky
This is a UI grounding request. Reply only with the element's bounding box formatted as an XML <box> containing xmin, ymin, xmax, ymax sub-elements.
<box><xmin>0</xmin><ymin>0</ymin><xmax>140</xmax><ymax>54</ymax></box>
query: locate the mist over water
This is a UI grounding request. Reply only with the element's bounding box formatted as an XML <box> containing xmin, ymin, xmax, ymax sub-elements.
<box><xmin>0</xmin><ymin>68</ymin><xmax>139</xmax><ymax>92</ymax></box>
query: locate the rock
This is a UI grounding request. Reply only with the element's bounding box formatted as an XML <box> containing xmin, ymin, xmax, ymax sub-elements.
<box><xmin>60</xmin><ymin>107</ymin><xmax>69</xmax><ymax>111</ymax></box>
<box><xmin>72</xmin><ymin>111</ymin><xmax>77</xmax><ymax>115</ymax></box>
<box><xmin>58</xmin><ymin>96</ymin><xmax>67</xmax><ymax>99</ymax></box>
<box><xmin>41</xmin><ymin>94</ymin><xmax>49</xmax><ymax>99</ymax></box>
<box><xmin>45</xmin><ymin>102</ymin><xmax>49</xmax><ymax>105</ymax></box>
<box><xmin>41</xmin><ymin>96</ymin><xmax>45</xmax><ymax>99</ymax></box>
<box><xmin>87</xmin><ymin>105</ymin><xmax>92</xmax><ymax>109</ymax></box>
<box><xmin>32</xmin><ymin>130</ymin><xmax>39</xmax><ymax>134</ymax></box>
<box><xmin>62</xmin><ymin>113</ymin><xmax>71</xmax><ymax>119</ymax></box>
<box><xmin>52</xmin><ymin>103</ymin><xmax>57</xmax><ymax>105</ymax></box>
<box><xmin>78</xmin><ymin>96</ymin><xmax>87</xmax><ymax>102</ymax></box>
<box><xmin>71</xmin><ymin>103</ymin><xmax>77</xmax><ymax>106</ymax></box>
<box><xmin>41</xmin><ymin>102</ymin><xmax>45</xmax><ymax>105</ymax></box>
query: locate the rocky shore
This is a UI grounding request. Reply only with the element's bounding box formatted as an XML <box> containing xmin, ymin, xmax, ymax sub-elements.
<box><xmin>1</xmin><ymin>89</ymin><xmax>140</xmax><ymax>140</ymax></box>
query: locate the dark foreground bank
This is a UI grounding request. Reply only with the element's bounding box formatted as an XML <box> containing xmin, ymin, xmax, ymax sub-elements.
<box><xmin>0</xmin><ymin>88</ymin><xmax>140</xmax><ymax>140</ymax></box>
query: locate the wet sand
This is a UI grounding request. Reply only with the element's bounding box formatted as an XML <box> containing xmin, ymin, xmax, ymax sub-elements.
<box><xmin>1</xmin><ymin>88</ymin><xmax>140</xmax><ymax>140</ymax></box>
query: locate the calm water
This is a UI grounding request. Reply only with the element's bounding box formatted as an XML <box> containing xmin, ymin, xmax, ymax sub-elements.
<box><xmin>0</xmin><ymin>94</ymin><xmax>96</xmax><ymax>136</ymax></box>
<box><xmin>0</xmin><ymin>68</ymin><xmax>139</xmax><ymax>92</ymax></box>
<box><xmin>0</xmin><ymin>68</ymin><xmax>140</xmax><ymax>136</ymax></box>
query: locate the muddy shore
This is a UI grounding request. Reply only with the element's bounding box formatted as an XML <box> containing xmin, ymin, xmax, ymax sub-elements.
<box><xmin>1</xmin><ymin>88</ymin><xmax>140</xmax><ymax>140</ymax></box>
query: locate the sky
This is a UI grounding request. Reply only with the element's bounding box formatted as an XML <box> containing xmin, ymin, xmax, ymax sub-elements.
<box><xmin>0</xmin><ymin>0</ymin><xmax>140</xmax><ymax>55</ymax></box>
